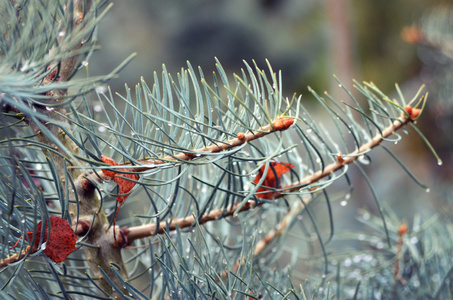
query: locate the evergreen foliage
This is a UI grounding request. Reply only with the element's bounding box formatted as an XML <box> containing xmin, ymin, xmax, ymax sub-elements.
<box><xmin>0</xmin><ymin>1</ymin><xmax>449</xmax><ymax>299</ymax></box>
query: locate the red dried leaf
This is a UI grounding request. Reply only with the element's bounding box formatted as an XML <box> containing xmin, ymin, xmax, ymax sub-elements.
<box><xmin>26</xmin><ymin>216</ymin><xmax>77</xmax><ymax>263</ymax></box>
<box><xmin>101</xmin><ymin>155</ymin><xmax>139</xmax><ymax>204</ymax></box>
<box><xmin>101</xmin><ymin>154</ymin><xmax>118</xmax><ymax>178</ymax></box>
<box><xmin>253</xmin><ymin>161</ymin><xmax>295</xmax><ymax>199</ymax></box>
<box><xmin>100</xmin><ymin>155</ymin><xmax>139</xmax><ymax>247</ymax></box>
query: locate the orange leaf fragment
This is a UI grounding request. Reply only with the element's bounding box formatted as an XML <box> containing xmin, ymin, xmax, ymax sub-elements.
<box><xmin>101</xmin><ymin>155</ymin><xmax>139</xmax><ymax>247</ymax></box>
<box><xmin>12</xmin><ymin>216</ymin><xmax>77</xmax><ymax>263</ymax></box>
<box><xmin>253</xmin><ymin>161</ymin><xmax>295</xmax><ymax>199</ymax></box>
<box><xmin>273</xmin><ymin>117</ymin><xmax>294</xmax><ymax>131</ymax></box>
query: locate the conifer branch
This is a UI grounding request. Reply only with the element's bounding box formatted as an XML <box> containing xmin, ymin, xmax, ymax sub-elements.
<box><xmin>103</xmin><ymin>117</ymin><xmax>295</xmax><ymax>171</ymax></box>
<box><xmin>280</xmin><ymin>114</ymin><xmax>413</xmax><ymax>194</ymax></box>
<box><xmin>118</xmin><ymin>113</ymin><xmax>415</xmax><ymax>248</ymax></box>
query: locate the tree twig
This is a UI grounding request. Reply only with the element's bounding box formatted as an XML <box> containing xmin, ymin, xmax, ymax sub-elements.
<box><xmin>119</xmin><ymin>115</ymin><xmax>413</xmax><ymax>246</ymax></box>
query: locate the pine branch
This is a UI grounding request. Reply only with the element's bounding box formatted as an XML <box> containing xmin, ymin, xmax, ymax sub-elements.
<box><xmin>112</xmin><ymin>110</ymin><xmax>417</xmax><ymax>247</ymax></box>
<box><xmin>104</xmin><ymin>116</ymin><xmax>294</xmax><ymax>171</ymax></box>
<box><xmin>281</xmin><ymin>113</ymin><xmax>415</xmax><ymax>194</ymax></box>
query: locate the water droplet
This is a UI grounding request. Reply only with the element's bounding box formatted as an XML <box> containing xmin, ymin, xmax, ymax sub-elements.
<box><xmin>394</xmin><ymin>141</ymin><xmax>398</xmax><ymax>145</ymax></box>
<box><xmin>376</xmin><ymin>242</ymin><xmax>384</xmax><ymax>249</ymax></box>
<box><xmin>340</xmin><ymin>200</ymin><xmax>348</xmax><ymax>207</ymax></box>
<box><xmin>58</xmin><ymin>31</ymin><xmax>65</xmax><ymax>37</ymax></box>
<box><xmin>358</xmin><ymin>234</ymin><xmax>365</xmax><ymax>241</ymax></box>
<box><xmin>40</xmin><ymin>242</ymin><xmax>47</xmax><ymax>250</ymax></box>
<box><xmin>20</xmin><ymin>60</ymin><xmax>29</xmax><ymax>72</ymax></box>
<box><xmin>362</xmin><ymin>212</ymin><xmax>370</xmax><ymax>220</ymax></box>
<box><xmin>35</xmin><ymin>164</ymin><xmax>42</xmax><ymax>170</ymax></box>
<box><xmin>98</xmin><ymin>126</ymin><xmax>106</xmax><ymax>133</ymax></box>
<box><xmin>402</xmin><ymin>128</ymin><xmax>410</xmax><ymax>135</ymax></box>
<box><xmin>426</xmin><ymin>188</ymin><xmax>430</xmax><ymax>193</ymax></box>
<box><xmin>306</xmin><ymin>129</ymin><xmax>312</xmax><ymax>133</ymax></box>
<box><xmin>81</xmin><ymin>60</ymin><xmax>88</xmax><ymax>67</ymax></box>
<box><xmin>358</xmin><ymin>155</ymin><xmax>370</xmax><ymax>165</ymax></box>
<box><xmin>168</xmin><ymin>123</ymin><xmax>173</xmax><ymax>127</ymax></box>
<box><xmin>345</xmin><ymin>193</ymin><xmax>351</xmax><ymax>200</ymax></box>
<box><xmin>413</xmin><ymin>280</ymin><xmax>420</xmax><ymax>287</ymax></box>
<box><xmin>338</xmin><ymin>84</ymin><xmax>342</xmax><ymax>87</ymax></box>
<box><xmin>93</xmin><ymin>104</ymin><xmax>102</xmax><ymax>112</ymax></box>
<box><xmin>363</xmin><ymin>255</ymin><xmax>373</xmax><ymax>262</ymax></box>
<box><xmin>321</xmin><ymin>274</ymin><xmax>327</xmax><ymax>278</ymax></box>
<box><xmin>297</xmin><ymin>215</ymin><xmax>303</xmax><ymax>220</ymax></box>
<box><xmin>95</xmin><ymin>86</ymin><xmax>107</xmax><ymax>94</ymax></box>
<box><xmin>410</xmin><ymin>236</ymin><xmax>419</xmax><ymax>244</ymax></box>
<box><xmin>438</xmin><ymin>160</ymin><xmax>443</xmax><ymax>166</ymax></box>
<box><xmin>344</xmin><ymin>258</ymin><xmax>352</xmax><ymax>267</ymax></box>
<box><xmin>156</xmin><ymin>128</ymin><xmax>160</xmax><ymax>131</ymax></box>
<box><xmin>21</xmin><ymin>218</ymin><xmax>26</xmax><ymax>223</ymax></box>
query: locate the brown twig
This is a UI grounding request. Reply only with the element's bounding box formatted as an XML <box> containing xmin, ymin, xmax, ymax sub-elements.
<box><xmin>394</xmin><ymin>223</ymin><xmax>408</xmax><ymax>285</ymax></box>
<box><xmin>114</xmin><ymin>117</ymin><xmax>295</xmax><ymax>172</ymax></box>
<box><xmin>277</xmin><ymin>115</ymin><xmax>411</xmax><ymax>195</ymax></box>
<box><xmin>0</xmin><ymin>246</ymin><xmax>32</xmax><ymax>270</ymax></box>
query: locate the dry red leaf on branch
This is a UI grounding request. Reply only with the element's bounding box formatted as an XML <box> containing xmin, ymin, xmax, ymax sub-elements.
<box><xmin>101</xmin><ymin>155</ymin><xmax>139</xmax><ymax>246</ymax></box>
<box><xmin>11</xmin><ymin>216</ymin><xmax>77</xmax><ymax>263</ymax></box>
<box><xmin>253</xmin><ymin>161</ymin><xmax>295</xmax><ymax>199</ymax></box>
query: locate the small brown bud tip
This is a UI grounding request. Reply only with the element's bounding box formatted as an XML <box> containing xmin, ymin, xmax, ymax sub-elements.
<box><xmin>403</xmin><ymin>105</ymin><xmax>421</xmax><ymax>120</ymax></box>
<box><xmin>398</xmin><ymin>224</ymin><xmax>408</xmax><ymax>235</ymax></box>
<box><xmin>401</xmin><ymin>26</ymin><xmax>423</xmax><ymax>44</ymax></box>
<box><xmin>183</xmin><ymin>152</ymin><xmax>197</xmax><ymax>159</ymax></box>
<box><xmin>411</xmin><ymin>108</ymin><xmax>421</xmax><ymax>119</ymax></box>
<box><xmin>273</xmin><ymin>117</ymin><xmax>294</xmax><ymax>131</ymax></box>
<box><xmin>337</xmin><ymin>153</ymin><xmax>345</xmax><ymax>164</ymax></box>
<box><xmin>237</xmin><ymin>132</ymin><xmax>245</xmax><ymax>140</ymax></box>
<box><xmin>81</xmin><ymin>177</ymin><xmax>96</xmax><ymax>194</ymax></box>
<box><xmin>404</xmin><ymin>105</ymin><xmax>413</xmax><ymax>116</ymax></box>
<box><xmin>75</xmin><ymin>220</ymin><xmax>91</xmax><ymax>236</ymax></box>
